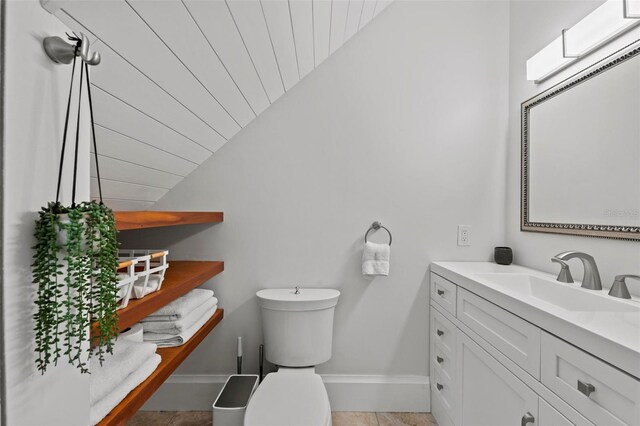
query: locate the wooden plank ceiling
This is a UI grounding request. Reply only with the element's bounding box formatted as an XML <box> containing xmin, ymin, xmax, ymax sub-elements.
<box><xmin>45</xmin><ymin>0</ymin><xmax>394</xmax><ymax>210</ymax></box>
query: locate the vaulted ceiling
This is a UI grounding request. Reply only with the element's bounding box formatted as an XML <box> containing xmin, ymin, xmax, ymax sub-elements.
<box><xmin>43</xmin><ymin>0</ymin><xmax>394</xmax><ymax>210</ymax></box>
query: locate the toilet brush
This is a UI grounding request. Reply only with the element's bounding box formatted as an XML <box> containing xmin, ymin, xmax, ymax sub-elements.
<box><xmin>259</xmin><ymin>344</ymin><xmax>264</xmax><ymax>383</ymax></box>
<box><xmin>237</xmin><ymin>336</ymin><xmax>243</xmax><ymax>374</ymax></box>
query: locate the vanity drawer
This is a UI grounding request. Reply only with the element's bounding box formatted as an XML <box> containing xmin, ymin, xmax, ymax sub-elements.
<box><xmin>432</xmin><ymin>341</ymin><xmax>455</xmax><ymax>384</ymax></box>
<box><xmin>431</xmin><ymin>305</ymin><xmax>457</xmax><ymax>354</ymax></box>
<box><xmin>541</xmin><ymin>332</ymin><xmax>640</xmax><ymax>426</ymax></box>
<box><xmin>432</xmin><ymin>367</ymin><xmax>457</xmax><ymax>423</ymax></box>
<box><xmin>457</xmin><ymin>288</ymin><xmax>541</xmax><ymax>378</ymax></box>
<box><xmin>431</xmin><ymin>273</ymin><xmax>457</xmax><ymax>316</ymax></box>
<box><xmin>431</xmin><ymin>386</ymin><xmax>456</xmax><ymax>426</ymax></box>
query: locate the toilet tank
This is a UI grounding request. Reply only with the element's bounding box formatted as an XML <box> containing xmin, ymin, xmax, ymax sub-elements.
<box><xmin>257</xmin><ymin>288</ymin><xmax>340</xmax><ymax>367</ymax></box>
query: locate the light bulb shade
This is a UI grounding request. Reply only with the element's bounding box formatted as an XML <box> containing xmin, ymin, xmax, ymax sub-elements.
<box><xmin>526</xmin><ymin>36</ymin><xmax>573</xmax><ymax>82</ymax></box>
<box><xmin>566</xmin><ymin>0</ymin><xmax>638</xmax><ymax>56</ymax></box>
<box><xmin>527</xmin><ymin>0</ymin><xmax>640</xmax><ymax>82</ymax></box>
<box><xmin>626</xmin><ymin>0</ymin><xmax>640</xmax><ymax>17</ymax></box>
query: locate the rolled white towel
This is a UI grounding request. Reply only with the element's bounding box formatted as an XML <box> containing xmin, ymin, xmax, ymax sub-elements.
<box><xmin>144</xmin><ymin>305</ymin><xmax>217</xmax><ymax>348</ymax></box>
<box><xmin>131</xmin><ymin>275</ymin><xmax>162</xmax><ymax>299</ymax></box>
<box><xmin>142</xmin><ymin>297</ymin><xmax>218</xmax><ymax>334</ymax></box>
<box><xmin>141</xmin><ymin>288</ymin><xmax>214</xmax><ymax>321</ymax></box>
<box><xmin>90</xmin><ymin>353</ymin><xmax>161</xmax><ymax>425</ymax></box>
<box><xmin>89</xmin><ymin>339</ymin><xmax>157</xmax><ymax>405</ymax></box>
<box><xmin>120</xmin><ymin>323</ymin><xmax>144</xmax><ymax>343</ymax></box>
<box><xmin>362</xmin><ymin>242</ymin><xmax>390</xmax><ymax>276</ymax></box>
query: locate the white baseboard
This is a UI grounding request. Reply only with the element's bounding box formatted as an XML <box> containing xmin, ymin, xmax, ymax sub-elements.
<box><xmin>323</xmin><ymin>375</ymin><xmax>430</xmax><ymax>412</ymax></box>
<box><xmin>142</xmin><ymin>374</ymin><xmax>430</xmax><ymax>412</ymax></box>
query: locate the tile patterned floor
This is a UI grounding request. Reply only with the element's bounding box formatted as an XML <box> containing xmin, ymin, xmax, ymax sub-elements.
<box><xmin>128</xmin><ymin>411</ymin><xmax>438</xmax><ymax>426</ymax></box>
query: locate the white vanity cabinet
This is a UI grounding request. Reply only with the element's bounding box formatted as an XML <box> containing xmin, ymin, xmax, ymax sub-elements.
<box><xmin>457</xmin><ymin>331</ymin><xmax>538</xmax><ymax>425</ymax></box>
<box><xmin>538</xmin><ymin>399</ymin><xmax>574</xmax><ymax>426</ymax></box>
<box><xmin>428</xmin><ymin>269</ymin><xmax>639</xmax><ymax>426</ymax></box>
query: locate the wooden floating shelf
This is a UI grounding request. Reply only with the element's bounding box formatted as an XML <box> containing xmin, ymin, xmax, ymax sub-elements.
<box><xmin>93</xmin><ymin>261</ymin><xmax>224</xmax><ymax>335</ymax></box>
<box><xmin>93</xmin><ymin>212</ymin><xmax>226</xmax><ymax>424</ymax></box>
<box><xmin>97</xmin><ymin>309</ymin><xmax>224</xmax><ymax>426</ymax></box>
<box><xmin>115</xmin><ymin>211</ymin><xmax>223</xmax><ymax>231</ymax></box>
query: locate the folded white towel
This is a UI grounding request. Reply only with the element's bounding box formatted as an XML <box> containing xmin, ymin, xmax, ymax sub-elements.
<box><xmin>89</xmin><ymin>339</ymin><xmax>157</xmax><ymax>405</ymax></box>
<box><xmin>142</xmin><ymin>296</ymin><xmax>218</xmax><ymax>324</ymax></box>
<box><xmin>362</xmin><ymin>242</ymin><xmax>390</xmax><ymax>276</ymax></box>
<box><xmin>141</xmin><ymin>297</ymin><xmax>218</xmax><ymax>334</ymax></box>
<box><xmin>142</xmin><ymin>288</ymin><xmax>214</xmax><ymax>321</ymax></box>
<box><xmin>90</xmin><ymin>353</ymin><xmax>161</xmax><ymax>425</ymax></box>
<box><xmin>144</xmin><ymin>305</ymin><xmax>217</xmax><ymax>348</ymax></box>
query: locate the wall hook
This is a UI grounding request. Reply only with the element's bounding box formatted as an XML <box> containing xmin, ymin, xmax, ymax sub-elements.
<box><xmin>43</xmin><ymin>32</ymin><xmax>101</xmax><ymax>66</ymax></box>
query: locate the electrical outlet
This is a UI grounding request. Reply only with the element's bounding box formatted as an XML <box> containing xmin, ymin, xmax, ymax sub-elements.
<box><xmin>458</xmin><ymin>225</ymin><xmax>471</xmax><ymax>246</ymax></box>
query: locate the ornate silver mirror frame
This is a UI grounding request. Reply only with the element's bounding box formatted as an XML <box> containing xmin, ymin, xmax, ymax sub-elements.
<box><xmin>521</xmin><ymin>41</ymin><xmax>640</xmax><ymax>241</ymax></box>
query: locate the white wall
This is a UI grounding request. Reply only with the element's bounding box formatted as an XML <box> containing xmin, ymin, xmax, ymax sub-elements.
<box><xmin>123</xmin><ymin>0</ymin><xmax>510</xmax><ymax>411</ymax></box>
<box><xmin>2</xmin><ymin>1</ymin><xmax>90</xmax><ymax>424</ymax></box>
<box><xmin>507</xmin><ymin>1</ymin><xmax>640</xmax><ymax>294</ymax></box>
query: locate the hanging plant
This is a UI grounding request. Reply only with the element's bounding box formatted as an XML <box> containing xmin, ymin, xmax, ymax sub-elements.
<box><xmin>32</xmin><ymin>37</ymin><xmax>118</xmax><ymax>374</ymax></box>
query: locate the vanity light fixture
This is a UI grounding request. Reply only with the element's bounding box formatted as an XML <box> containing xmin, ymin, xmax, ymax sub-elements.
<box><xmin>526</xmin><ymin>0</ymin><xmax>640</xmax><ymax>83</ymax></box>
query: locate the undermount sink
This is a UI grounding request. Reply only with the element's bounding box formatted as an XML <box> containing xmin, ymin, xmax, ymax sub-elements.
<box><xmin>474</xmin><ymin>273</ymin><xmax>640</xmax><ymax>313</ymax></box>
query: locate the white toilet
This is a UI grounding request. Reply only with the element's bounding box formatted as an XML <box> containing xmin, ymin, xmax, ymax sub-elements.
<box><xmin>244</xmin><ymin>288</ymin><xmax>340</xmax><ymax>426</ymax></box>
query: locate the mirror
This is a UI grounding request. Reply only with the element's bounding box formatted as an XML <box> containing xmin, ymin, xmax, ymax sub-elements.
<box><xmin>522</xmin><ymin>42</ymin><xmax>640</xmax><ymax>241</ymax></box>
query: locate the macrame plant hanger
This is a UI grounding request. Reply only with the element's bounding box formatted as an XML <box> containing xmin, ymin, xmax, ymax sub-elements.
<box><xmin>47</xmin><ymin>33</ymin><xmax>103</xmax><ymax>207</ymax></box>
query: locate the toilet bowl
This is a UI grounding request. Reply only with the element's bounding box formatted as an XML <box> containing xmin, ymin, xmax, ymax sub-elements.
<box><xmin>243</xmin><ymin>368</ymin><xmax>331</xmax><ymax>426</ymax></box>
<box><xmin>244</xmin><ymin>288</ymin><xmax>340</xmax><ymax>426</ymax></box>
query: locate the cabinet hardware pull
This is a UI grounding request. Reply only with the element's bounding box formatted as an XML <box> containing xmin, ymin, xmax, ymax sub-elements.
<box><xmin>437</xmin><ymin>289</ymin><xmax>445</xmax><ymax>296</ymax></box>
<box><xmin>521</xmin><ymin>412</ymin><xmax>534</xmax><ymax>426</ymax></box>
<box><xmin>436</xmin><ymin>383</ymin><xmax>443</xmax><ymax>391</ymax></box>
<box><xmin>436</xmin><ymin>329</ymin><xmax>444</xmax><ymax>336</ymax></box>
<box><xmin>577</xmin><ymin>380</ymin><xmax>595</xmax><ymax>397</ymax></box>
<box><xmin>436</xmin><ymin>356</ymin><xmax>444</xmax><ymax>364</ymax></box>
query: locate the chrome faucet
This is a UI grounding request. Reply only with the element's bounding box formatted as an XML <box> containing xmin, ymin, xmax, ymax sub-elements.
<box><xmin>551</xmin><ymin>258</ymin><xmax>573</xmax><ymax>283</ymax></box>
<box><xmin>609</xmin><ymin>275</ymin><xmax>639</xmax><ymax>299</ymax></box>
<box><xmin>552</xmin><ymin>251</ymin><xmax>602</xmax><ymax>290</ymax></box>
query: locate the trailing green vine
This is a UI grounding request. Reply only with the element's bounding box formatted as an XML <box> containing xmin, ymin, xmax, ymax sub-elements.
<box><xmin>85</xmin><ymin>201</ymin><xmax>119</xmax><ymax>365</ymax></box>
<box><xmin>32</xmin><ymin>201</ymin><xmax>119</xmax><ymax>374</ymax></box>
<box><xmin>34</xmin><ymin>39</ymin><xmax>118</xmax><ymax>374</ymax></box>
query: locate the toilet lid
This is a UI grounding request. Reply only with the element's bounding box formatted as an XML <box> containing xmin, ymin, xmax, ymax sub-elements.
<box><xmin>244</xmin><ymin>372</ymin><xmax>331</xmax><ymax>426</ymax></box>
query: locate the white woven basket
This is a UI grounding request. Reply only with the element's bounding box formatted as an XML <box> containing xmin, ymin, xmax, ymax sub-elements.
<box><xmin>115</xmin><ymin>258</ymin><xmax>138</xmax><ymax>310</ymax></box>
<box><xmin>118</xmin><ymin>249</ymin><xmax>169</xmax><ymax>299</ymax></box>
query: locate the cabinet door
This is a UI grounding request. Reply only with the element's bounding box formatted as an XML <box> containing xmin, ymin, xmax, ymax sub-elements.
<box><xmin>458</xmin><ymin>332</ymin><xmax>538</xmax><ymax>426</ymax></box>
<box><xmin>538</xmin><ymin>399</ymin><xmax>573</xmax><ymax>426</ymax></box>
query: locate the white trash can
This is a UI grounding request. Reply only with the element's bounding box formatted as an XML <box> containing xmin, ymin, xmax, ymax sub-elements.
<box><xmin>213</xmin><ymin>375</ymin><xmax>259</xmax><ymax>426</ymax></box>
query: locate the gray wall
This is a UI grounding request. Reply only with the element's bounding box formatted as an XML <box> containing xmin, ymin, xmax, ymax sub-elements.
<box><xmin>2</xmin><ymin>1</ymin><xmax>89</xmax><ymax>424</ymax></box>
<box><xmin>125</xmin><ymin>0</ymin><xmax>510</xmax><ymax>408</ymax></box>
<box><xmin>506</xmin><ymin>1</ymin><xmax>640</xmax><ymax>293</ymax></box>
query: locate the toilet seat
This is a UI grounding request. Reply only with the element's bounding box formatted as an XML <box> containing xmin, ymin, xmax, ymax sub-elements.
<box><xmin>244</xmin><ymin>370</ymin><xmax>331</xmax><ymax>426</ymax></box>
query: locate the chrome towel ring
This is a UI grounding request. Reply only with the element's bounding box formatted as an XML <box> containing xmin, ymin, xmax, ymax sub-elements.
<box><xmin>364</xmin><ymin>221</ymin><xmax>392</xmax><ymax>246</ymax></box>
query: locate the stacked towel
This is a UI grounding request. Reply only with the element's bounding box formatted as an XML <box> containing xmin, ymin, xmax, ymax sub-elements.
<box><xmin>90</xmin><ymin>339</ymin><xmax>160</xmax><ymax>425</ymax></box>
<box><xmin>142</xmin><ymin>288</ymin><xmax>218</xmax><ymax>348</ymax></box>
<box><xmin>142</xmin><ymin>288</ymin><xmax>214</xmax><ymax>321</ymax></box>
<box><xmin>142</xmin><ymin>297</ymin><xmax>218</xmax><ymax>334</ymax></box>
<box><xmin>90</xmin><ymin>339</ymin><xmax>157</xmax><ymax>405</ymax></box>
<box><xmin>362</xmin><ymin>242</ymin><xmax>390</xmax><ymax>276</ymax></box>
<box><xmin>90</xmin><ymin>354</ymin><xmax>161</xmax><ymax>425</ymax></box>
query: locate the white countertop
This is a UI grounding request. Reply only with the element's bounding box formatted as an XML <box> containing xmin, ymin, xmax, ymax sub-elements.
<box><xmin>431</xmin><ymin>261</ymin><xmax>640</xmax><ymax>379</ymax></box>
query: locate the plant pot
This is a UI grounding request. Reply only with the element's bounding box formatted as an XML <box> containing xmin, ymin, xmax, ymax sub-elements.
<box><xmin>56</xmin><ymin>213</ymin><xmax>99</xmax><ymax>251</ymax></box>
<box><xmin>33</xmin><ymin>201</ymin><xmax>119</xmax><ymax>373</ymax></box>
